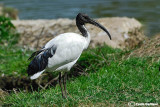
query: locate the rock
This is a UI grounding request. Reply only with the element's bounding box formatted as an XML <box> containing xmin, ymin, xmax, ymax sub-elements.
<box><xmin>128</xmin><ymin>34</ymin><xmax>160</xmax><ymax>62</ymax></box>
<box><xmin>12</xmin><ymin>17</ymin><xmax>146</xmax><ymax>49</ymax></box>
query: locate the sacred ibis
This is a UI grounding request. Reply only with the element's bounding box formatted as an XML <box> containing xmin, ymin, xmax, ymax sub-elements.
<box><xmin>27</xmin><ymin>13</ymin><xmax>111</xmax><ymax>98</ymax></box>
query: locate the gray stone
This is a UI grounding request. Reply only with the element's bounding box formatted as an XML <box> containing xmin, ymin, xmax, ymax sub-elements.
<box><xmin>12</xmin><ymin>17</ymin><xmax>146</xmax><ymax>49</ymax></box>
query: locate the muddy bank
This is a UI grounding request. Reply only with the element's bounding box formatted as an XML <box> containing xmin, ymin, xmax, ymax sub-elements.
<box><xmin>0</xmin><ymin>65</ymin><xmax>85</xmax><ymax>92</ymax></box>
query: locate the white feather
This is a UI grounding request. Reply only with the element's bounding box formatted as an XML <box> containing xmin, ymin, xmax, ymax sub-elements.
<box><xmin>45</xmin><ymin>32</ymin><xmax>90</xmax><ymax>71</ymax></box>
<box><xmin>30</xmin><ymin>30</ymin><xmax>90</xmax><ymax>79</ymax></box>
<box><xmin>30</xmin><ymin>70</ymin><xmax>45</xmax><ymax>80</ymax></box>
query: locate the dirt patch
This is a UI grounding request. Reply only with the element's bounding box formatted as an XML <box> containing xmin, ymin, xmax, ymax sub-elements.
<box><xmin>0</xmin><ymin>64</ymin><xmax>86</xmax><ymax>93</ymax></box>
<box><xmin>0</xmin><ymin>75</ymin><xmax>43</xmax><ymax>91</ymax></box>
<box><xmin>127</xmin><ymin>34</ymin><xmax>160</xmax><ymax>62</ymax></box>
<box><xmin>123</xmin><ymin>28</ymin><xmax>145</xmax><ymax>49</ymax></box>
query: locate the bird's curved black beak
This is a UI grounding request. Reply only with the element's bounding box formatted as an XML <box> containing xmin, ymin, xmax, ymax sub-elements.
<box><xmin>88</xmin><ymin>19</ymin><xmax>112</xmax><ymax>40</ymax></box>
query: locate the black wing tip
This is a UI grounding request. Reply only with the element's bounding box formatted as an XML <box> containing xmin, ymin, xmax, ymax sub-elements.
<box><xmin>28</xmin><ymin>50</ymin><xmax>43</xmax><ymax>61</ymax></box>
<box><xmin>27</xmin><ymin>64</ymin><xmax>35</xmax><ymax>76</ymax></box>
<box><xmin>28</xmin><ymin>57</ymin><xmax>33</xmax><ymax>61</ymax></box>
<box><xmin>27</xmin><ymin>45</ymin><xmax>57</xmax><ymax>77</ymax></box>
<box><xmin>28</xmin><ymin>51</ymin><xmax>37</xmax><ymax>61</ymax></box>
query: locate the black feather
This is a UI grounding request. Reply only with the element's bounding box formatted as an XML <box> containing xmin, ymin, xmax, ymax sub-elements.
<box><xmin>27</xmin><ymin>45</ymin><xmax>57</xmax><ymax>76</ymax></box>
<box><xmin>28</xmin><ymin>50</ymin><xmax>44</xmax><ymax>60</ymax></box>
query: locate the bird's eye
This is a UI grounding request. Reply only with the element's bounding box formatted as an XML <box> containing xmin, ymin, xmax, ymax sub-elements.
<box><xmin>84</xmin><ymin>16</ymin><xmax>89</xmax><ymax>19</ymax></box>
<box><xmin>83</xmin><ymin>16</ymin><xmax>89</xmax><ymax>21</ymax></box>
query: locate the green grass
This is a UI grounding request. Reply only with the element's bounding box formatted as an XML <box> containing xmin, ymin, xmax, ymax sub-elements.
<box><xmin>1</xmin><ymin>45</ymin><xmax>160</xmax><ymax>106</ymax></box>
<box><xmin>1</xmin><ymin>15</ymin><xmax>159</xmax><ymax>106</ymax></box>
<box><xmin>0</xmin><ymin>46</ymin><xmax>32</xmax><ymax>76</ymax></box>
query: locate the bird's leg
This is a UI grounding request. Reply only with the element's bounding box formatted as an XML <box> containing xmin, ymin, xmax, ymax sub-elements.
<box><xmin>63</xmin><ymin>72</ymin><xmax>67</xmax><ymax>98</ymax></box>
<box><xmin>59</xmin><ymin>72</ymin><xmax>65</xmax><ymax>98</ymax></box>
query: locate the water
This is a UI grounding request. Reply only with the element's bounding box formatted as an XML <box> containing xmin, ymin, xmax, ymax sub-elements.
<box><xmin>0</xmin><ymin>0</ymin><xmax>160</xmax><ymax>36</ymax></box>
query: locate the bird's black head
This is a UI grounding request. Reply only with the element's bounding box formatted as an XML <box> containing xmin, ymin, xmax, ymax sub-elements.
<box><xmin>76</xmin><ymin>13</ymin><xmax>91</xmax><ymax>25</ymax></box>
<box><xmin>76</xmin><ymin>13</ymin><xmax>112</xmax><ymax>40</ymax></box>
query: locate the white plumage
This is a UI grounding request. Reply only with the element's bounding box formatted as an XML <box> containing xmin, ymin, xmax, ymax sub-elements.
<box><xmin>27</xmin><ymin>13</ymin><xmax>111</xmax><ymax>98</ymax></box>
<box><xmin>30</xmin><ymin>32</ymin><xmax>90</xmax><ymax>79</ymax></box>
<box><xmin>47</xmin><ymin>32</ymin><xmax>89</xmax><ymax>70</ymax></box>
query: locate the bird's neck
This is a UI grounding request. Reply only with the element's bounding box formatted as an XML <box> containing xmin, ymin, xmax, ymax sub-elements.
<box><xmin>76</xmin><ymin>23</ymin><xmax>91</xmax><ymax>49</ymax></box>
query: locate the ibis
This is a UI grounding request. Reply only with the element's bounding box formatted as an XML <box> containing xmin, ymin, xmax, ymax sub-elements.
<box><xmin>27</xmin><ymin>13</ymin><xmax>111</xmax><ymax>98</ymax></box>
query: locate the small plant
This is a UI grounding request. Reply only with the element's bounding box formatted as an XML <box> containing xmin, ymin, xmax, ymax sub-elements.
<box><xmin>0</xmin><ymin>16</ymin><xmax>19</xmax><ymax>45</ymax></box>
<box><xmin>3</xmin><ymin>7</ymin><xmax>18</xmax><ymax>19</ymax></box>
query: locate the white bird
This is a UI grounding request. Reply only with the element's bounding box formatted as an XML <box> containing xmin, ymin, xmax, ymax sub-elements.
<box><xmin>27</xmin><ymin>13</ymin><xmax>111</xmax><ymax>98</ymax></box>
